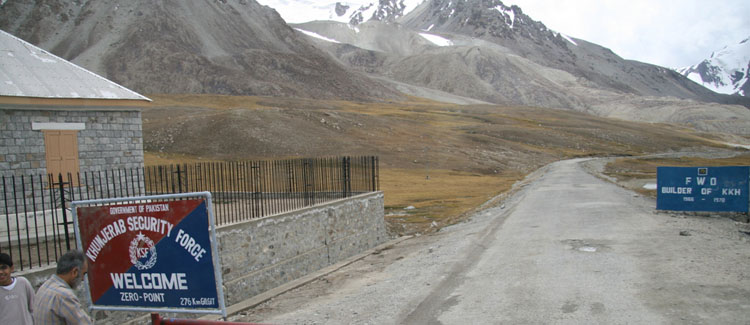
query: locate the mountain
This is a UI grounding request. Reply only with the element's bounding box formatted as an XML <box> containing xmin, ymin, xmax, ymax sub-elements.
<box><xmin>0</xmin><ymin>0</ymin><xmax>401</xmax><ymax>101</ymax></box>
<box><xmin>398</xmin><ymin>0</ymin><xmax>746</xmax><ymax>103</ymax></box>
<box><xmin>677</xmin><ymin>37</ymin><xmax>750</xmax><ymax>97</ymax></box>
<box><xmin>1</xmin><ymin>0</ymin><xmax>749</xmax><ymax>135</ymax></box>
<box><xmin>288</xmin><ymin>0</ymin><xmax>750</xmax><ymax>133</ymax></box>
<box><xmin>265</xmin><ymin>0</ymin><xmax>743</xmax><ymax>103</ymax></box>
<box><xmin>255</xmin><ymin>0</ymin><xmax>425</xmax><ymax>25</ymax></box>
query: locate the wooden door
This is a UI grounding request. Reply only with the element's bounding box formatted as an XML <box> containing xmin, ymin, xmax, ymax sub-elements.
<box><xmin>44</xmin><ymin>130</ymin><xmax>80</xmax><ymax>184</ymax></box>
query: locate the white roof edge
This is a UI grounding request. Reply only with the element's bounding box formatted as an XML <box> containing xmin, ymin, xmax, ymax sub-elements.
<box><xmin>0</xmin><ymin>29</ymin><xmax>152</xmax><ymax>102</ymax></box>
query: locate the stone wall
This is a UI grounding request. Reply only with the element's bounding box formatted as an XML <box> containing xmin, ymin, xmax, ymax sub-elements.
<box><xmin>0</xmin><ymin>108</ymin><xmax>144</xmax><ymax>178</ymax></box>
<box><xmin>218</xmin><ymin>191</ymin><xmax>387</xmax><ymax>305</ymax></box>
<box><xmin>17</xmin><ymin>192</ymin><xmax>387</xmax><ymax>323</ymax></box>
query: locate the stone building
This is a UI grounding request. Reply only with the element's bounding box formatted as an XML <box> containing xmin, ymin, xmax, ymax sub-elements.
<box><xmin>0</xmin><ymin>29</ymin><xmax>151</xmax><ymax>179</ymax></box>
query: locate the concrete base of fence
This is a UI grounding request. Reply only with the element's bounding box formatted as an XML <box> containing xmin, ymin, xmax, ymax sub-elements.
<box><xmin>200</xmin><ymin>235</ymin><xmax>413</xmax><ymax>321</ymax></box>
<box><xmin>217</xmin><ymin>191</ymin><xmax>387</xmax><ymax>305</ymax></box>
<box><xmin>18</xmin><ymin>191</ymin><xmax>386</xmax><ymax>324</ymax></box>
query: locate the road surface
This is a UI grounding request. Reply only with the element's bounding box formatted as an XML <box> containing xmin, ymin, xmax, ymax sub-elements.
<box><xmin>232</xmin><ymin>159</ymin><xmax>750</xmax><ymax>324</ymax></box>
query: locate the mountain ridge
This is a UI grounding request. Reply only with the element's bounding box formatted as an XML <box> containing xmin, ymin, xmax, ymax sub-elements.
<box><xmin>678</xmin><ymin>37</ymin><xmax>750</xmax><ymax>97</ymax></box>
<box><xmin>1</xmin><ymin>0</ymin><xmax>749</xmax><ymax>135</ymax></box>
<box><xmin>398</xmin><ymin>0</ymin><xmax>737</xmax><ymax>102</ymax></box>
<box><xmin>255</xmin><ymin>0</ymin><xmax>426</xmax><ymax>25</ymax></box>
<box><xmin>0</xmin><ymin>0</ymin><xmax>402</xmax><ymax>101</ymax></box>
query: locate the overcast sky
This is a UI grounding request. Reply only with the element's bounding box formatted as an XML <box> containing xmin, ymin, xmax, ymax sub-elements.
<box><xmin>503</xmin><ymin>0</ymin><xmax>750</xmax><ymax>68</ymax></box>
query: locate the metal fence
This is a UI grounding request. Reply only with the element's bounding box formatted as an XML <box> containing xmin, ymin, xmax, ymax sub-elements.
<box><xmin>1</xmin><ymin>156</ymin><xmax>379</xmax><ymax>270</ymax></box>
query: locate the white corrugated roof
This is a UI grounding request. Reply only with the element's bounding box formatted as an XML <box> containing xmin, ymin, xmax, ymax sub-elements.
<box><xmin>0</xmin><ymin>29</ymin><xmax>150</xmax><ymax>101</ymax></box>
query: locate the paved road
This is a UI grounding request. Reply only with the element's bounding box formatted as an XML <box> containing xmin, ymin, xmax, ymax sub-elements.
<box><xmin>404</xmin><ymin>158</ymin><xmax>665</xmax><ymax>324</ymax></box>
<box><xmin>235</xmin><ymin>159</ymin><xmax>750</xmax><ymax>324</ymax></box>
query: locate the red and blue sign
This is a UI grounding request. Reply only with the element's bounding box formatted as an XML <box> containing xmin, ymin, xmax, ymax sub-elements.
<box><xmin>76</xmin><ymin>199</ymin><xmax>220</xmax><ymax>310</ymax></box>
<box><xmin>657</xmin><ymin>166</ymin><xmax>749</xmax><ymax>212</ymax></box>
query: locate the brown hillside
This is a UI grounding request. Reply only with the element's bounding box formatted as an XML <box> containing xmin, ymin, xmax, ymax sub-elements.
<box><xmin>142</xmin><ymin>95</ymin><xmax>746</xmax><ymax>234</ymax></box>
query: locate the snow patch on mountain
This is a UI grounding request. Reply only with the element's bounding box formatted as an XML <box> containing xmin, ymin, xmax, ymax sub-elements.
<box><xmin>257</xmin><ymin>0</ymin><xmax>426</xmax><ymax>25</ymax></box>
<box><xmin>295</xmin><ymin>28</ymin><xmax>341</xmax><ymax>43</ymax></box>
<box><xmin>418</xmin><ymin>32</ymin><xmax>453</xmax><ymax>46</ymax></box>
<box><xmin>677</xmin><ymin>37</ymin><xmax>750</xmax><ymax>96</ymax></box>
<box><xmin>557</xmin><ymin>33</ymin><xmax>577</xmax><ymax>46</ymax></box>
<box><xmin>495</xmin><ymin>5</ymin><xmax>514</xmax><ymax>28</ymax></box>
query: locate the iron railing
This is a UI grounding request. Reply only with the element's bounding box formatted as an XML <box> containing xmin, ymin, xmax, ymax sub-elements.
<box><xmin>1</xmin><ymin>156</ymin><xmax>379</xmax><ymax>270</ymax></box>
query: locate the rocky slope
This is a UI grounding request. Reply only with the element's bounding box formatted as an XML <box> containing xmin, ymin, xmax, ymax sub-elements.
<box><xmin>255</xmin><ymin>0</ymin><xmax>425</xmax><ymax>25</ymax></box>
<box><xmin>291</xmin><ymin>2</ymin><xmax>750</xmax><ymax>134</ymax></box>
<box><xmin>0</xmin><ymin>0</ymin><xmax>402</xmax><ymax>100</ymax></box>
<box><xmin>1</xmin><ymin>0</ymin><xmax>749</xmax><ymax>135</ymax></box>
<box><xmin>399</xmin><ymin>0</ymin><xmax>746</xmax><ymax>104</ymax></box>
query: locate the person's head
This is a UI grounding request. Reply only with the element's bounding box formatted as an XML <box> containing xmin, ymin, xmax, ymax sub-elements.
<box><xmin>0</xmin><ymin>253</ymin><xmax>13</xmax><ymax>286</ymax></box>
<box><xmin>56</xmin><ymin>250</ymin><xmax>88</xmax><ymax>289</ymax></box>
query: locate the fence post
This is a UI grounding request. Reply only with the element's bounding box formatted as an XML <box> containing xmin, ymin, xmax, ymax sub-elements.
<box><xmin>341</xmin><ymin>157</ymin><xmax>351</xmax><ymax>197</ymax></box>
<box><xmin>251</xmin><ymin>163</ymin><xmax>261</xmax><ymax>218</ymax></box>
<box><xmin>176</xmin><ymin>164</ymin><xmax>183</xmax><ymax>193</ymax></box>
<box><xmin>371</xmin><ymin>156</ymin><xmax>378</xmax><ymax>192</ymax></box>
<box><xmin>2</xmin><ymin>177</ymin><xmax>13</xmax><ymax>257</ymax></box>
<box><xmin>57</xmin><ymin>174</ymin><xmax>71</xmax><ymax>251</ymax></box>
<box><xmin>303</xmin><ymin>159</ymin><xmax>311</xmax><ymax>206</ymax></box>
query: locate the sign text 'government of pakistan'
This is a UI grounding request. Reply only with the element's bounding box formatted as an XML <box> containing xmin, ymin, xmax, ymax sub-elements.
<box><xmin>74</xmin><ymin>197</ymin><xmax>222</xmax><ymax>313</ymax></box>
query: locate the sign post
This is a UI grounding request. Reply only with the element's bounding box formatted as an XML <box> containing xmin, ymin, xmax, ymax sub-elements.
<box><xmin>657</xmin><ymin>166</ymin><xmax>750</xmax><ymax>213</ymax></box>
<box><xmin>71</xmin><ymin>192</ymin><xmax>226</xmax><ymax>318</ymax></box>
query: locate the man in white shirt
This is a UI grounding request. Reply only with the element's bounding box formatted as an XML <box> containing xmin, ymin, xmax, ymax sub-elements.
<box><xmin>0</xmin><ymin>252</ymin><xmax>35</xmax><ymax>325</ymax></box>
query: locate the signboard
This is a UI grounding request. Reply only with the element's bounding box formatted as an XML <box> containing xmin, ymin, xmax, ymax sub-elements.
<box><xmin>657</xmin><ymin>166</ymin><xmax>749</xmax><ymax>212</ymax></box>
<box><xmin>72</xmin><ymin>192</ymin><xmax>225</xmax><ymax>316</ymax></box>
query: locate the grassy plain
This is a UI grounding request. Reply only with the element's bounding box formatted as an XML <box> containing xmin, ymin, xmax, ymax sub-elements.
<box><xmin>603</xmin><ymin>154</ymin><xmax>750</xmax><ymax>197</ymax></box>
<box><xmin>142</xmin><ymin>94</ymin><xmax>746</xmax><ymax>234</ymax></box>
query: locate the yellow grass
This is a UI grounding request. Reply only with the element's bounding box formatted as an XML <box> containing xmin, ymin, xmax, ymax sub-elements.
<box><xmin>605</xmin><ymin>155</ymin><xmax>750</xmax><ymax>180</ymax></box>
<box><xmin>380</xmin><ymin>168</ymin><xmax>521</xmax><ymax>233</ymax></box>
<box><xmin>604</xmin><ymin>154</ymin><xmax>750</xmax><ymax>197</ymax></box>
<box><xmin>144</xmin><ymin>151</ymin><xmax>520</xmax><ymax>234</ymax></box>
<box><xmin>142</xmin><ymin>94</ymin><xmax>744</xmax><ymax>235</ymax></box>
<box><xmin>144</xmin><ymin>152</ymin><xmax>208</xmax><ymax>166</ymax></box>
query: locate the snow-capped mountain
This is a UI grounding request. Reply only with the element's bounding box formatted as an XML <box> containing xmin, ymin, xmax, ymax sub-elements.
<box><xmin>256</xmin><ymin>0</ymin><xmax>425</xmax><ymax>25</ymax></box>
<box><xmin>677</xmin><ymin>37</ymin><xmax>750</xmax><ymax>96</ymax></box>
<box><xmin>295</xmin><ymin>0</ymin><xmax>733</xmax><ymax>104</ymax></box>
<box><xmin>2</xmin><ymin>0</ymin><xmax>748</xmax><ymax>134</ymax></box>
